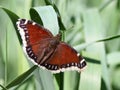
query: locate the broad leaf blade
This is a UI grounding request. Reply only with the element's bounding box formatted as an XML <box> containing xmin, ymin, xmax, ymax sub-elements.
<box><xmin>5</xmin><ymin>65</ymin><xmax>38</xmax><ymax>89</ymax></box>
<box><xmin>0</xmin><ymin>7</ymin><xmax>22</xmax><ymax>44</ymax></box>
<box><xmin>30</xmin><ymin>6</ymin><xmax>59</xmax><ymax>36</ymax></box>
<box><xmin>79</xmin><ymin>9</ymin><xmax>111</xmax><ymax>90</ymax></box>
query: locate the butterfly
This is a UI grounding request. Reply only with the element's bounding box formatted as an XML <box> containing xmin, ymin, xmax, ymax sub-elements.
<box><xmin>16</xmin><ymin>19</ymin><xmax>86</xmax><ymax>73</ymax></box>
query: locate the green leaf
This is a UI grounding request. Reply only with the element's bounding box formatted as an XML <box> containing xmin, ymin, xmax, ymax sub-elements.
<box><xmin>0</xmin><ymin>6</ymin><xmax>22</xmax><ymax>44</ymax></box>
<box><xmin>96</xmin><ymin>34</ymin><xmax>120</xmax><ymax>42</ymax></box>
<box><xmin>107</xmin><ymin>52</ymin><xmax>120</xmax><ymax>66</ymax></box>
<box><xmin>5</xmin><ymin>65</ymin><xmax>38</xmax><ymax>89</ymax></box>
<box><xmin>79</xmin><ymin>9</ymin><xmax>111</xmax><ymax>90</ymax></box>
<box><xmin>54</xmin><ymin>73</ymin><xmax>64</xmax><ymax>90</ymax></box>
<box><xmin>34</xmin><ymin>69</ymin><xmax>55</xmax><ymax>90</ymax></box>
<box><xmin>99</xmin><ymin>0</ymin><xmax>114</xmax><ymax>12</ymax></box>
<box><xmin>111</xmin><ymin>65</ymin><xmax>120</xmax><ymax>90</ymax></box>
<box><xmin>74</xmin><ymin>34</ymin><xmax>120</xmax><ymax>51</ymax></box>
<box><xmin>64</xmin><ymin>71</ymin><xmax>80</xmax><ymax>90</ymax></box>
<box><xmin>0</xmin><ymin>7</ymin><xmax>19</xmax><ymax>29</ymax></box>
<box><xmin>44</xmin><ymin>0</ymin><xmax>66</xmax><ymax>30</ymax></box>
<box><xmin>0</xmin><ymin>84</ymin><xmax>7</xmax><ymax>90</ymax></box>
<box><xmin>30</xmin><ymin>5</ymin><xmax>59</xmax><ymax>36</ymax></box>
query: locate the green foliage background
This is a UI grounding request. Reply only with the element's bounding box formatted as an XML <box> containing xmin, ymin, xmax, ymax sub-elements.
<box><xmin>0</xmin><ymin>0</ymin><xmax>120</xmax><ymax>90</ymax></box>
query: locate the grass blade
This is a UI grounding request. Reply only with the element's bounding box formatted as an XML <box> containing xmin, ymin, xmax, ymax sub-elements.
<box><xmin>74</xmin><ymin>34</ymin><xmax>120</xmax><ymax>52</ymax></box>
<box><xmin>0</xmin><ymin>7</ymin><xmax>22</xmax><ymax>44</ymax></box>
<box><xmin>79</xmin><ymin>9</ymin><xmax>111</xmax><ymax>90</ymax></box>
<box><xmin>99</xmin><ymin>0</ymin><xmax>114</xmax><ymax>12</ymax></box>
<box><xmin>0</xmin><ymin>84</ymin><xmax>7</xmax><ymax>90</ymax></box>
<box><xmin>30</xmin><ymin>5</ymin><xmax>59</xmax><ymax>36</ymax></box>
<box><xmin>0</xmin><ymin>7</ymin><xmax>19</xmax><ymax>29</ymax></box>
<box><xmin>5</xmin><ymin>65</ymin><xmax>38</xmax><ymax>89</ymax></box>
<box><xmin>96</xmin><ymin>34</ymin><xmax>120</xmax><ymax>42</ymax></box>
<box><xmin>44</xmin><ymin>0</ymin><xmax>66</xmax><ymax>30</ymax></box>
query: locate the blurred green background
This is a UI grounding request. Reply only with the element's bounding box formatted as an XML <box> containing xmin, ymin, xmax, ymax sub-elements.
<box><xmin>0</xmin><ymin>0</ymin><xmax>120</xmax><ymax>90</ymax></box>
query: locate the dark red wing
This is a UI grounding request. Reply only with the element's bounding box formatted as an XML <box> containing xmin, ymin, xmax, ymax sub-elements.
<box><xmin>41</xmin><ymin>42</ymin><xmax>87</xmax><ymax>73</ymax></box>
<box><xmin>17</xmin><ymin>19</ymin><xmax>53</xmax><ymax>46</ymax></box>
<box><xmin>16</xmin><ymin>19</ymin><xmax>53</xmax><ymax>63</ymax></box>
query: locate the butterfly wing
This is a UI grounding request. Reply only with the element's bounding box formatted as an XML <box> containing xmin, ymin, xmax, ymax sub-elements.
<box><xmin>41</xmin><ymin>42</ymin><xmax>87</xmax><ymax>73</ymax></box>
<box><xmin>17</xmin><ymin>19</ymin><xmax>86</xmax><ymax>73</ymax></box>
<box><xmin>17</xmin><ymin>19</ymin><xmax>53</xmax><ymax>46</ymax></box>
<box><xmin>16</xmin><ymin>19</ymin><xmax>54</xmax><ymax>63</ymax></box>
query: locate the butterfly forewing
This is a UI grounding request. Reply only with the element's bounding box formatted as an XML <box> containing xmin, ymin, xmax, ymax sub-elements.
<box><xmin>17</xmin><ymin>19</ymin><xmax>54</xmax><ymax>63</ymax></box>
<box><xmin>17</xmin><ymin>19</ymin><xmax>53</xmax><ymax>46</ymax></box>
<box><xmin>26</xmin><ymin>39</ymin><xmax>53</xmax><ymax>63</ymax></box>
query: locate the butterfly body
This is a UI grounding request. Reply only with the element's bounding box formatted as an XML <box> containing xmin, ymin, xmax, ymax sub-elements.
<box><xmin>36</xmin><ymin>35</ymin><xmax>60</xmax><ymax>65</ymax></box>
<box><xmin>17</xmin><ymin>19</ymin><xmax>86</xmax><ymax>73</ymax></box>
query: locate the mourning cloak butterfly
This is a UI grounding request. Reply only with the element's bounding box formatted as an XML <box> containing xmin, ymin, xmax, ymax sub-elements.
<box><xmin>16</xmin><ymin>19</ymin><xmax>87</xmax><ymax>73</ymax></box>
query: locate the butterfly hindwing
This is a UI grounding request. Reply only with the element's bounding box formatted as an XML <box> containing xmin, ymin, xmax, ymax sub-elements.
<box><xmin>41</xmin><ymin>42</ymin><xmax>86</xmax><ymax>73</ymax></box>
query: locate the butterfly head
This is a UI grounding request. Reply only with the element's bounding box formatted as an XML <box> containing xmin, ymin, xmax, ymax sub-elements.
<box><xmin>55</xmin><ymin>34</ymin><xmax>61</xmax><ymax>41</ymax></box>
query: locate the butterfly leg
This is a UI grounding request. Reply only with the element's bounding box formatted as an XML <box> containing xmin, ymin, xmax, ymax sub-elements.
<box><xmin>37</xmin><ymin>48</ymin><xmax>55</xmax><ymax>65</ymax></box>
<box><xmin>36</xmin><ymin>48</ymin><xmax>45</xmax><ymax>64</ymax></box>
